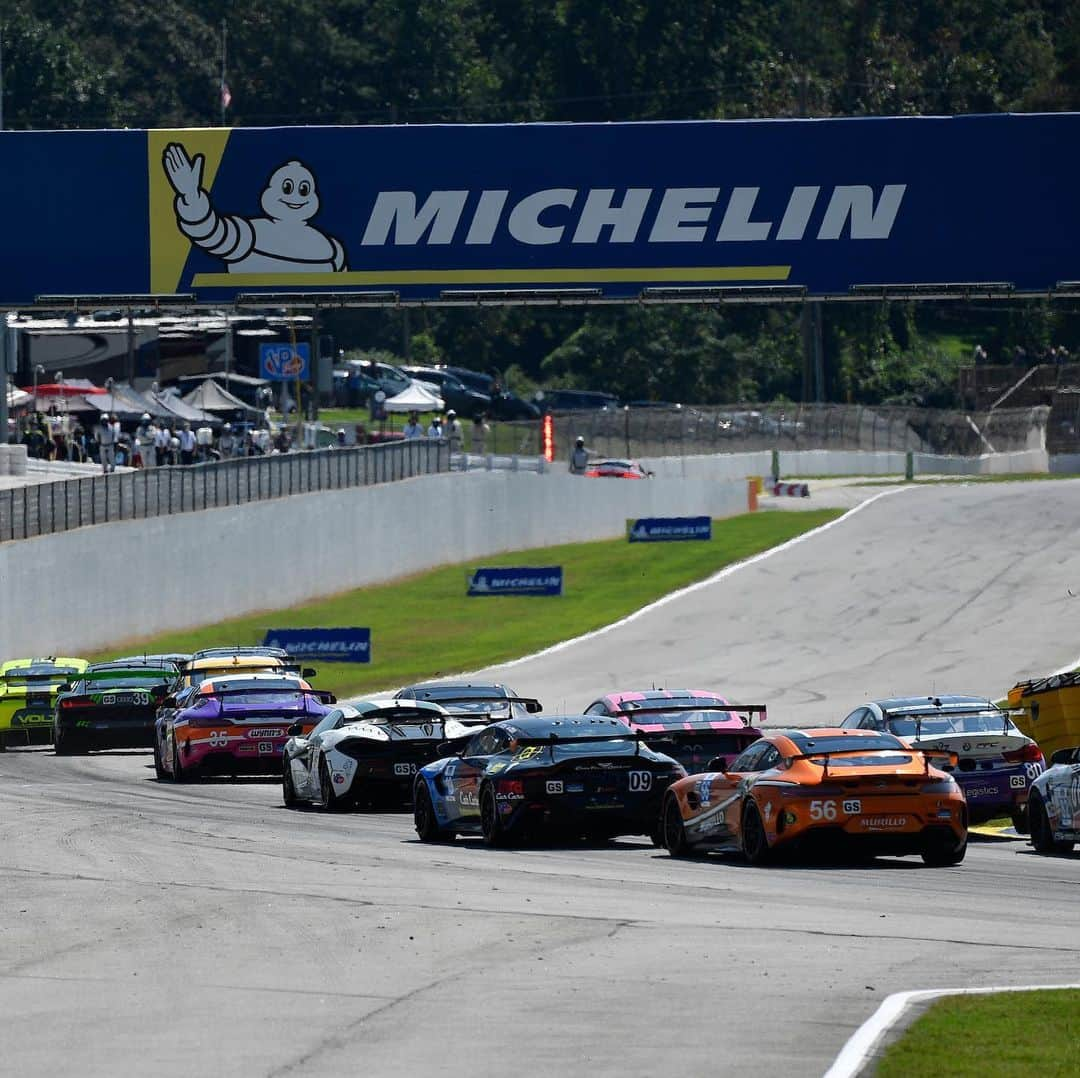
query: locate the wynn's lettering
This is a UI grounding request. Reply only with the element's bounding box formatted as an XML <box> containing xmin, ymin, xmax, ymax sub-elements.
<box><xmin>360</xmin><ymin>184</ymin><xmax>907</xmax><ymax>247</ymax></box>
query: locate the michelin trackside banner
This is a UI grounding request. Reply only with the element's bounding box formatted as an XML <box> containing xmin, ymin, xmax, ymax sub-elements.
<box><xmin>467</xmin><ymin>568</ymin><xmax>563</xmax><ymax>596</ymax></box>
<box><xmin>263</xmin><ymin>628</ymin><xmax>370</xmax><ymax>663</ymax></box>
<box><xmin>628</xmin><ymin>517</ymin><xmax>712</xmax><ymax>542</ymax></box>
<box><xmin>1</xmin><ymin>114</ymin><xmax>1079</xmax><ymax>306</ymax></box>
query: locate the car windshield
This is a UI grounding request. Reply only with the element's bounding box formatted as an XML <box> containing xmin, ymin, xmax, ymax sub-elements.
<box><xmin>627</xmin><ymin>708</ymin><xmax>737</xmax><ymax>725</ymax></box>
<box><xmin>202</xmin><ymin>691</ymin><xmax>307</xmax><ymax>711</ymax></box>
<box><xmin>886</xmin><ymin>711</ymin><xmax>1010</xmax><ymax>737</ymax></box>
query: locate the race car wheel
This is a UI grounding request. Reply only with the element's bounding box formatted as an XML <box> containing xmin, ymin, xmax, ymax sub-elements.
<box><xmin>319</xmin><ymin>758</ymin><xmax>345</xmax><ymax>813</ymax></box>
<box><xmin>282</xmin><ymin>760</ymin><xmax>299</xmax><ymax>808</ymax></box>
<box><xmin>662</xmin><ymin>796</ymin><xmax>692</xmax><ymax>857</ymax></box>
<box><xmin>1010</xmin><ymin>803</ymin><xmax>1030</xmax><ymax>835</ymax></box>
<box><xmin>54</xmin><ymin>730</ymin><xmax>82</xmax><ymax>756</ymax></box>
<box><xmin>171</xmin><ymin>739</ymin><xmax>189</xmax><ymax>783</ymax></box>
<box><xmin>921</xmin><ymin>831</ymin><xmax>966</xmax><ymax>866</ymax></box>
<box><xmin>1029</xmin><ymin>792</ymin><xmax>1075</xmax><ymax>855</ymax></box>
<box><xmin>414</xmin><ymin>784</ymin><xmax>453</xmax><ymax>843</ymax></box>
<box><xmin>153</xmin><ymin>738</ymin><xmax>167</xmax><ymax>780</ymax></box>
<box><xmin>480</xmin><ymin>784</ymin><xmax>513</xmax><ymax>847</ymax></box>
<box><xmin>741</xmin><ymin>801</ymin><xmax>772</xmax><ymax>865</ymax></box>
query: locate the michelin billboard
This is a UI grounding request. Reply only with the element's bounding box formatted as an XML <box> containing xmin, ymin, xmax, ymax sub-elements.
<box><xmin>0</xmin><ymin>113</ymin><xmax>1078</xmax><ymax>306</ymax></box>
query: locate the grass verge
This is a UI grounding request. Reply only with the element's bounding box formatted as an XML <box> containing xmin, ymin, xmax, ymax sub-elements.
<box><xmin>875</xmin><ymin>989</ymin><xmax>1080</xmax><ymax>1077</ymax></box>
<box><xmin>92</xmin><ymin>509</ymin><xmax>841</xmax><ymax>699</ymax></box>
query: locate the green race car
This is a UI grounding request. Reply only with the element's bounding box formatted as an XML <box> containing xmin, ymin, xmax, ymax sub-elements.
<box><xmin>54</xmin><ymin>659</ymin><xmax>180</xmax><ymax>755</ymax></box>
<box><xmin>0</xmin><ymin>658</ymin><xmax>89</xmax><ymax>749</ymax></box>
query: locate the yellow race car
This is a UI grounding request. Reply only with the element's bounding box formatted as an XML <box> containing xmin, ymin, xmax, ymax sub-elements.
<box><xmin>0</xmin><ymin>658</ymin><xmax>89</xmax><ymax>749</ymax></box>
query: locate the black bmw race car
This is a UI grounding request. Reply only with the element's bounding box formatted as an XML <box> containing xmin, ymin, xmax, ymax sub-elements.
<box><xmin>394</xmin><ymin>681</ymin><xmax>542</xmax><ymax>725</ymax></box>
<box><xmin>413</xmin><ymin>715</ymin><xmax>685</xmax><ymax>845</ymax></box>
<box><xmin>53</xmin><ymin>659</ymin><xmax>180</xmax><ymax>754</ymax></box>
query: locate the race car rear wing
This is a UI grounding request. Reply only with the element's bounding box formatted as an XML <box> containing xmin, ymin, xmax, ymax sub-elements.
<box><xmin>614</xmin><ymin>703</ymin><xmax>767</xmax><ymax>726</ymax></box>
<box><xmin>416</xmin><ymin>695</ymin><xmax>543</xmax><ymax>714</ymax></box>
<box><xmin>199</xmin><ymin>686</ymin><xmax>337</xmax><ymax>710</ymax></box>
<box><xmin>513</xmin><ymin>731</ymin><xmax>650</xmax><ymax>755</ymax></box>
<box><xmin>881</xmin><ymin>704</ymin><xmax>1022</xmax><ymax>737</ymax></box>
<box><xmin>783</xmin><ymin>746</ymin><xmax>957</xmax><ymax>777</ymax></box>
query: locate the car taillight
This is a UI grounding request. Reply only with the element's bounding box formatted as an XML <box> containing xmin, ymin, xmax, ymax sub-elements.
<box><xmin>1002</xmin><ymin>744</ymin><xmax>1044</xmax><ymax>764</ymax></box>
<box><xmin>60</xmin><ymin>696</ymin><xmax>93</xmax><ymax>709</ymax></box>
<box><xmin>496</xmin><ymin>778</ymin><xmax>524</xmax><ymax>797</ymax></box>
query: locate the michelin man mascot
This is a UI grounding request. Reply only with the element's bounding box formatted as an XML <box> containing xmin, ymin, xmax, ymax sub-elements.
<box><xmin>162</xmin><ymin>143</ymin><xmax>347</xmax><ymax>273</ymax></box>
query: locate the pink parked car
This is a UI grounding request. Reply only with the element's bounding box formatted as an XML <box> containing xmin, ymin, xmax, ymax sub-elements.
<box><xmin>583</xmin><ymin>689</ymin><xmax>766</xmax><ymax>774</ymax></box>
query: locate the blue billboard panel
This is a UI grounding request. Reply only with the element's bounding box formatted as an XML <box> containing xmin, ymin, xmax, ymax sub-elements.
<box><xmin>259</xmin><ymin>342</ymin><xmax>310</xmax><ymax>381</ymax></box>
<box><xmin>2</xmin><ymin>114</ymin><xmax>1080</xmax><ymax>306</ymax></box>
<box><xmin>628</xmin><ymin>516</ymin><xmax>712</xmax><ymax>542</ymax></box>
<box><xmin>467</xmin><ymin>567</ymin><xmax>563</xmax><ymax>596</ymax></box>
<box><xmin>263</xmin><ymin>628</ymin><xmax>370</xmax><ymax>663</ymax></box>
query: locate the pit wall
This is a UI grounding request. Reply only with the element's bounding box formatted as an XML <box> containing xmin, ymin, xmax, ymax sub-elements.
<box><xmin>0</xmin><ymin>469</ymin><xmax>752</xmax><ymax>657</ymax></box>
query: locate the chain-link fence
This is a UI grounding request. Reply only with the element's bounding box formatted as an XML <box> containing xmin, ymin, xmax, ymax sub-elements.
<box><xmin>529</xmin><ymin>403</ymin><xmax>1047</xmax><ymax>460</ymax></box>
<box><xmin>0</xmin><ymin>439</ymin><xmax>449</xmax><ymax>543</ymax></box>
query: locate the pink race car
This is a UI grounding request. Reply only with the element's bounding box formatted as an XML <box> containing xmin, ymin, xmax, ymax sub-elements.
<box><xmin>584</xmin><ymin>689</ymin><xmax>765</xmax><ymax>774</ymax></box>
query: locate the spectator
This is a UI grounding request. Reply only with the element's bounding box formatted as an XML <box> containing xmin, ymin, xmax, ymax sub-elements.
<box><xmin>97</xmin><ymin>413</ymin><xmax>119</xmax><ymax>474</ymax></box>
<box><xmin>136</xmin><ymin>413</ymin><xmax>157</xmax><ymax>468</ymax></box>
<box><xmin>155</xmin><ymin>420</ymin><xmax>172</xmax><ymax>465</ymax></box>
<box><xmin>274</xmin><ymin>427</ymin><xmax>291</xmax><ymax>454</ymax></box>
<box><xmin>353</xmin><ymin>422</ymin><xmax>367</xmax><ymax>446</ymax></box>
<box><xmin>196</xmin><ymin>424</ymin><xmax>214</xmax><ymax>462</ymax></box>
<box><xmin>470</xmin><ymin>413</ymin><xmax>489</xmax><ymax>454</ymax></box>
<box><xmin>69</xmin><ymin>420</ymin><xmax>88</xmax><ymax>463</ymax></box>
<box><xmin>402</xmin><ymin>411</ymin><xmax>424</xmax><ymax>439</ymax></box>
<box><xmin>335</xmin><ymin>428</ymin><xmax>347</xmax><ymax>448</ymax></box>
<box><xmin>569</xmin><ymin>435</ymin><xmax>589</xmax><ymax>475</ymax></box>
<box><xmin>178</xmin><ymin>422</ymin><xmax>196</xmax><ymax>465</ymax></box>
<box><xmin>426</xmin><ymin>415</ymin><xmax>443</xmax><ymax>439</ymax></box>
<box><xmin>219</xmin><ymin>423</ymin><xmax>236</xmax><ymax>458</ymax></box>
<box><xmin>444</xmin><ymin>409</ymin><xmax>463</xmax><ymax>452</ymax></box>
<box><xmin>972</xmin><ymin>344</ymin><xmax>988</xmax><ymax>364</ymax></box>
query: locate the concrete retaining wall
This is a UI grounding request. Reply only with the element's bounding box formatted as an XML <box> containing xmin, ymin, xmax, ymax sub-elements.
<box><xmin>0</xmin><ymin>469</ymin><xmax>751</xmax><ymax>657</ymax></box>
<box><xmin>641</xmin><ymin>451</ymin><xmax>773</xmax><ymax>480</ymax></box>
<box><xmin>0</xmin><ymin>445</ymin><xmax>28</xmax><ymax>477</ymax></box>
<box><xmin>1048</xmin><ymin>454</ymin><xmax>1080</xmax><ymax>475</ymax></box>
<box><xmin>912</xmin><ymin>449</ymin><xmax>1048</xmax><ymax>474</ymax></box>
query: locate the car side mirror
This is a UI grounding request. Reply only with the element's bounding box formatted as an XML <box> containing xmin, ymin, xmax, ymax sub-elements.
<box><xmin>1050</xmin><ymin>747</ymin><xmax>1078</xmax><ymax>765</ymax></box>
<box><xmin>58</xmin><ymin>683</ymin><xmax>72</xmax><ymax>694</ymax></box>
<box><xmin>302</xmin><ymin>667</ymin><xmax>317</xmax><ymax>678</ymax></box>
<box><xmin>436</xmin><ymin>741</ymin><xmax>457</xmax><ymax>758</ymax></box>
<box><xmin>151</xmin><ymin>684</ymin><xmax>168</xmax><ymax>699</ymax></box>
<box><xmin>286</xmin><ymin>723</ymin><xmax>303</xmax><ymax>737</ymax></box>
<box><xmin>705</xmin><ymin>756</ymin><xmax>729</xmax><ymax>772</ymax></box>
<box><xmin>524</xmin><ymin>698</ymin><xmax>543</xmax><ymax>713</ymax></box>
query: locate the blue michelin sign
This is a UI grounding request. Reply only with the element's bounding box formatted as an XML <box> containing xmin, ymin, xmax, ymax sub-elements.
<box><xmin>259</xmin><ymin>342</ymin><xmax>310</xmax><ymax>381</ymax></box>
<box><xmin>467</xmin><ymin>567</ymin><xmax>563</xmax><ymax>596</ymax></box>
<box><xmin>628</xmin><ymin>516</ymin><xmax>712</xmax><ymax>542</ymax></box>
<box><xmin>262</xmin><ymin>628</ymin><xmax>370</xmax><ymax>663</ymax></box>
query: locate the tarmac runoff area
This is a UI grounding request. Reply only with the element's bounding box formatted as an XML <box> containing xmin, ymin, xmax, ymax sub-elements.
<box><xmin>1</xmin><ymin>478</ymin><xmax>1078</xmax><ymax>1077</ymax></box>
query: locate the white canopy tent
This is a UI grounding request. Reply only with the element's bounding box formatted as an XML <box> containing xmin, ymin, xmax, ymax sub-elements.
<box><xmin>382</xmin><ymin>382</ymin><xmax>444</xmax><ymax>413</ymax></box>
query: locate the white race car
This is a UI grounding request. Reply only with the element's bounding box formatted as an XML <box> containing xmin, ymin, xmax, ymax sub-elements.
<box><xmin>1027</xmin><ymin>746</ymin><xmax>1080</xmax><ymax>854</ymax></box>
<box><xmin>281</xmin><ymin>697</ymin><xmax>475</xmax><ymax>811</ymax></box>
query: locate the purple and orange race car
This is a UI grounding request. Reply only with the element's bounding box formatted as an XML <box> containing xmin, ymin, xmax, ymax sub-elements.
<box><xmin>584</xmin><ymin>689</ymin><xmax>766</xmax><ymax>774</ymax></box>
<box><xmin>155</xmin><ymin>673</ymin><xmax>334</xmax><ymax>782</ymax></box>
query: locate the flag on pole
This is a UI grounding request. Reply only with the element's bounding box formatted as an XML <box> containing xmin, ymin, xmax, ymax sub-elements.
<box><xmin>221</xmin><ymin>82</ymin><xmax>232</xmax><ymax>110</ymax></box>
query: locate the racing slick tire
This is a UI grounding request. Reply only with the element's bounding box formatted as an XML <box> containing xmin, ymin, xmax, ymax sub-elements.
<box><xmin>171</xmin><ymin>739</ymin><xmax>190</xmax><ymax>783</ymax></box>
<box><xmin>1010</xmin><ymin>804</ymin><xmax>1030</xmax><ymax>835</ymax></box>
<box><xmin>319</xmin><ymin>757</ymin><xmax>346</xmax><ymax>813</ymax></box>
<box><xmin>54</xmin><ymin>729</ymin><xmax>83</xmax><ymax>756</ymax></box>
<box><xmin>921</xmin><ymin>830</ymin><xmax>967</xmax><ymax>866</ymax></box>
<box><xmin>480</xmin><ymin>783</ymin><xmax>515</xmax><ymax>847</ymax></box>
<box><xmin>662</xmin><ymin>795</ymin><xmax>693</xmax><ymax>857</ymax></box>
<box><xmin>282</xmin><ymin>759</ymin><xmax>299</xmax><ymax>808</ymax></box>
<box><xmin>153</xmin><ymin>737</ymin><xmax>167</xmax><ymax>780</ymax></box>
<box><xmin>1029</xmin><ymin>791</ymin><xmax>1075</xmax><ymax>855</ymax></box>
<box><xmin>741</xmin><ymin>801</ymin><xmax>773</xmax><ymax>865</ymax></box>
<box><xmin>414</xmin><ymin>784</ymin><xmax>454</xmax><ymax>843</ymax></box>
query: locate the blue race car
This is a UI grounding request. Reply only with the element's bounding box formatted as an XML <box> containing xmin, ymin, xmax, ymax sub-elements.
<box><xmin>413</xmin><ymin>715</ymin><xmax>684</xmax><ymax>846</ymax></box>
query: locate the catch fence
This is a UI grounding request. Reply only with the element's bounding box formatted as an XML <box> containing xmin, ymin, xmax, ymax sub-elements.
<box><xmin>0</xmin><ymin>439</ymin><xmax>449</xmax><ymax>543</ymax></box>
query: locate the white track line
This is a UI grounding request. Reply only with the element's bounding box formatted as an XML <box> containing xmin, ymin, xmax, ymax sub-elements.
<box><xmin>468</xmin><ymin>486</ymin><xmax>914</xmax><ymax>678</ymax></box>
<box><xmin>823</xmin><ymin>982</ymin><xmax>1080</xmax><ymax>1078</ymax></box>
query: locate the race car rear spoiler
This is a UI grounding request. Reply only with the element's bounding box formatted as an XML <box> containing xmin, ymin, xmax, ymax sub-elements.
<box><xmin>615</xmin><ymin>703</ymin><xmax>767</xmax><ymax>726</ymax></box>
<box><xmin>513</xmin><ymin>731</ymin><xmax>650</xmax><ymax>755</ymax></box>
<box><xmin>200</xmin><ymin>686</ymin><xmax>337</xmax><ymax>709</ymax></box>
<box><xmin>424</xmin><ymin>696</ymin><xmax>543</xmax><ymax>714</ymax></box>
<box><xmin>783</xmin><ymin>746</ymin><xmax>957</xmax><ymax>777</ymax></box>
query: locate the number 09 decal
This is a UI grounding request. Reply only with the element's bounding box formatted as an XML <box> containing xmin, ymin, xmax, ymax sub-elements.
<box><xmin>628</xmin><ymin>771</ymin><xmax>652</xmax><ymax>792</ymax></box>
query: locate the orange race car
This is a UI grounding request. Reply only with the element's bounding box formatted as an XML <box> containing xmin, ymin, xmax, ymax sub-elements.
<box><xmin>661</xmin><ymin>727</ymin><xmax>967</xmax><ymax>866</ymax></box>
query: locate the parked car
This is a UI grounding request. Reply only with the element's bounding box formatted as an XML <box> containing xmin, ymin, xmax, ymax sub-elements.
<box><xmin>661</xmin><ymin>728</ymin><xmax>968</xmax><ymax>865</ymax></box>
<box><xmin>840</xmin><ymin>695</ymin><xmax>1045</xmax><ymax>829</ymax></box>
<box><xmin>402</xmin><ymin>366</ymin><xmax>490</xmax><ymax>417</ymax></box>
<box><xmin>54</xmin><ymin>659</ymin><xmax>181</xmax><ymax>754</ymax></box>
<box><xmin>584</xmin><ymin>690</ymin><xmax>765</xmax><ymax>774</ymax></box>
<box><xmin>443</xmin><ymin>367</ymin><xmax>540</xmax><ymax>420</ymax></box>
<box><xmin>535</xmin><ymin>389</ymin><xmax>619</xmax><ymax>412</ymax></box>
<box><xmin>413</xmin><ymin>715</ymin><xmax>684</xmax><ymax>846</ymax></box>
<box><xmin>1026</xmin><ymin>745</ymin><xmax>1080</xmax><ymax>854</ymax></box>
<box><xmin>0</xmin><ymin>657</ymin><xmax>89</xmax><ymax>749</ymax></box>
<box><xmin>282</xmin><ymin>697</ymin><xmax>473</xmax><ymax>810</ymax></box>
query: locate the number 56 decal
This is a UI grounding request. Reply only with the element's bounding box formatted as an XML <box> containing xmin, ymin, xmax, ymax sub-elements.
<box><xmin>809</xmin><ymin>800</ymin><xmax>838</xmax><ymax>821</ymax></box>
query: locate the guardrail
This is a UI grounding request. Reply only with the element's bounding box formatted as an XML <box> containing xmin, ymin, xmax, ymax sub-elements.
<box><xmin>0</xmin><ymin>439</ymin><xmax>449</xmax><ymax>543</ymax></box>
<box><xmin>452</xmin><ymin>453</ymin><xmax>547</xmax><ymax>473</ymax></box>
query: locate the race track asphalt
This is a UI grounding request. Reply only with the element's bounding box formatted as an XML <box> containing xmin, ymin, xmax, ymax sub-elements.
<box><xmin>1</xmin><ymin>479</ymin><xmax>1078</xmax><ymax>1077</ymax></box>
